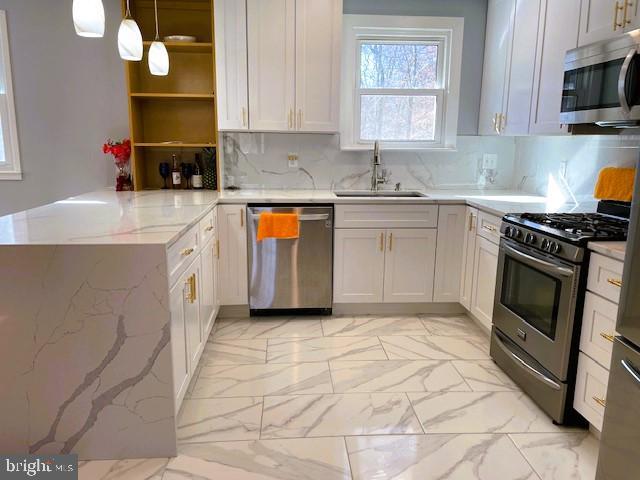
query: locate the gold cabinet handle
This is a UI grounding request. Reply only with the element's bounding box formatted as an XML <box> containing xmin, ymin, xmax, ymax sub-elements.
<box><xmin>592</xmin><ymin>396</ymin><xmax>606</xmax><ymax>408</ymax></box>
<box><xmin>191</xmin><ymin>274</ymin><xmax>197</xmax><ymax>302</ymax></box>
<box><xmin>181</xmin><ymin>247</ymin><xmax>194</xmax><ymax>256</ymax></box>
<box><xmin>600</xmin><ymin>332</ymin><xmax>615</xmax><ymax>343</ymax></box>
<box><xmin>493</xmin><ymin>113</ymin><xmax>500</xmax><ymax>134</ymax></box>
<box><xmin>298</xmin><ymin>109</ymin><xmax>302</xmax><ymax>129</ymax></box>
<box><xmin>607</xmin><ymin>278</ymin><xmax>623</xmax><ymax>288</ymax></box>
<box><xmin>388</xmin><ymin>232</ymin><xmax>393</xmax><ymax>251</ymax></box>
<box><xmin>185</xmin><ymin>274</ymin><xmax>196</xmax><ymax>303</ymax></box>
<box><xmin>241</xmin><ymin>107</ymin><xmax>247</xmax><ymax>127</ymax></box>
<box><xmin>482</xmin><ymin>224</ymin><xmax>497</xmax><ymax>233</ymax></box>
<box><xmin>205</xmin><ymin>225</ymin><xmax>214</xmax><ymax>232</ymax></box>
<box><xmin>499</xmin><ymin>113</ymin><xmax>506</xmax><ymax>132</ymax></box>
<box><xmin>288</xmin><ymin>109</ymin><xmax>293</xmax><ymax>129</ymax></box>
<box><xmin>240</xmin><ymin>209</ymin><xmax>244</xmax><ymax>228</ymax></box>
<box><xmin>615</xmin><ymin>1</ymin><xmax>625</xmax><ymax>30</ymax></box>
<box><xmin>215</xmin><ymin>239</ymin><xmax>220</xmax><ymax>258</ymax></box>
<box><xmin>468</xmin><ymin>212</ymin><xmax>474</xmax><ymax>232</ymax></box>
<box><xmin>379</xmin><ymin>232</ymin><xmax>384</xmax><ymax>252</ymax></box>
<box><xmin>624</xmin><ymin>0</ymin><xmax>633</xmax><ymax>25</ymax></box>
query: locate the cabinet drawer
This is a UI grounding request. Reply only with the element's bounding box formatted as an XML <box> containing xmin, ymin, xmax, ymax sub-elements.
<box><xmin>574</xmin><ymin>353</ymin><xmax>609</xmax><ymax>431</ymax></box>
<box><xmin>167</xmin><ymin>224</ymin><xmax>200</xmax><ymax>286</ymax></box>
<box><xmin>587</xmin><ymin>253</ymin><xmax>624</xmax><ymax>303</ymax></box>
<box><xmin>335</xmin><ymin>204</ymin><xmax>438</xmax><ymax>229</ymax></box>
<box><xmin>199</xmin><ymin>208</ymin><xmax>217</xmax><ymax>246</ymax></box>
<box><xmin>580</xmin><ymin>292</ymin><xmax>618</xmax><ymax>369</ymax></box>
<box><xmin>476</xmin><ymin>210</ymin><xmax>502</xmax><ymax>244</ymax></box>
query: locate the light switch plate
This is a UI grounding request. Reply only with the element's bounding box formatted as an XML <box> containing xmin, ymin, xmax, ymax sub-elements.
<box><xmin>288</xmin><ymin>153</ymin><xmax>299</xmax><ymax>169</ymax></box>
<box><xmin>482</xmin><ymin>153</ymin><xmax>498</xmax><ymax>169</ymax></box>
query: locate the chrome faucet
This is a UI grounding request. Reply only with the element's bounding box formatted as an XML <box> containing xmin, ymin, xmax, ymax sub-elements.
<box><xmin>370</xmin><ymin>140</ymin><xmax>389</xmax><ymax>191</ymax></box>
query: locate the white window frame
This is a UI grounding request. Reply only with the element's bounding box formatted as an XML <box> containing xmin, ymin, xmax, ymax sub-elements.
<box><xmin>0</xmin><ymin>11</ymin><xmax>21</xmax><ymax>180</ymax></box>
<box><xmin>340</xmin><ymin>15</ymin><xmax>464</xmax><ymax>151</ymax></box>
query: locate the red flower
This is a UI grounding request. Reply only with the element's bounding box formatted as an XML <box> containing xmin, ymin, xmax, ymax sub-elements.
<box><xmin>102</xmin><ymin>138</ymin><xmax>131</xmax><ymax>166</ymax></box>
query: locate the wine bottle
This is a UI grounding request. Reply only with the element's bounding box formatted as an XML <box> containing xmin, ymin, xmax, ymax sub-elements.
<box><xmin>171</xmin><ymin>154</ymin><xmax>181</xmax><ymax>189</ymax></box>
<box><xmin>192</xmin><ymin>153</ymin><xmax>203</xmax><ymax>189</ymax></box>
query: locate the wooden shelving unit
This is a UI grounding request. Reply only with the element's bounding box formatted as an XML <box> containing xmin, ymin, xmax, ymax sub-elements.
<box><xmin>123</xmin><ymin>0</ymin><xmax>219</xmax><ymax>190</ymax></box>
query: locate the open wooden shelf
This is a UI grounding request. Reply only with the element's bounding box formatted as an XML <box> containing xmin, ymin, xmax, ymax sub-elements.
<box><xmin>130</xmin><ymin>93</ymin><xmax>215</xmax><ymax>100</ymax></box>
<box><xmin>135</xmin><ymin>142</ymin><xmax>216</xmax><ymax>148</ymax></box>
<box><xmin>142</xmin><ymin>41</ymin><xmax>213</xmax><ymax>53</ymax></box>
<box><xmin>123</xmin><ymin>0</ymin><xmax>219</xmax><ymax>191</ymax></box>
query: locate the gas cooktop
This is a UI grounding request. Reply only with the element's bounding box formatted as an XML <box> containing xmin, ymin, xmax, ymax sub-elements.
<box><xmin>504</xmin><ymin>212</ymin><xmax>628</xmax><ymax>245</ymax></box>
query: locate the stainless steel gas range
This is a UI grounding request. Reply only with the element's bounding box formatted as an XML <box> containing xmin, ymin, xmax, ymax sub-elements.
<box><xmin>490</xmin><ymin>210</ymin><xmax>628</xmax><ymax>425</ymax></box>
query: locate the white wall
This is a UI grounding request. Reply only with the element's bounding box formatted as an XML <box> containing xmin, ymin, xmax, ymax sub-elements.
<box><xmin>514</xmin><ymin>135</ymin><xmax>640</xmax><ymax>201</ymax></box>
<box><xmin>0</xmin><ymin>0</ymin><xmax>128</xmax><ymax>216</ymax></box>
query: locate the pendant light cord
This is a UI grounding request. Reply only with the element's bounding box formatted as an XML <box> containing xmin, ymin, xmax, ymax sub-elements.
<box><xmin>125</xmin><ymin>0</ymin><xmax>131</xmax><ymax>17</ymax></box>
<box><xmin>154</xmin><ymin>0</ymin><xmax>160</xmax><ymax>41</ymax></box>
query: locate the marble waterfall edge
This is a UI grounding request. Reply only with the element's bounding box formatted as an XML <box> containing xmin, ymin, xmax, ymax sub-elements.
<box><xmin>0</xmin><ymin>244</ymin><xmax>177</xmax><ymax>460</ymax></box>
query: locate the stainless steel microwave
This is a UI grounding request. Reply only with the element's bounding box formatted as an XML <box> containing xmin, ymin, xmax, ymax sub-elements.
<box><xmin>561</xmin><ymin>29</ymin><xmax>640</xmax><ymax>127</ymax></box>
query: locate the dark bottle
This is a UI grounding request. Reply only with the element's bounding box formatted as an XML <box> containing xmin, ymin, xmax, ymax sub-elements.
<box><xmin>171</xmin><ymin>154</ymin><xmax>182</xmax><ymax>189</ymax></box>
<box><xmin>192</xmin><ymin>154</ymin><xmax>204</xmax><ymax>189</ymax></box>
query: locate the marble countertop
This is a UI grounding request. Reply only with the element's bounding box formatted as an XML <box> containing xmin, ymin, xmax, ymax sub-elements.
<box><xmin>0</xmin><ymin>188</ymin><xmax>599</xmax><ymax>246</ymax></box>
<box><xmin>588</xmin><ymin>241</ymin><xmax>627</xmax><ymax>261</ymax></box>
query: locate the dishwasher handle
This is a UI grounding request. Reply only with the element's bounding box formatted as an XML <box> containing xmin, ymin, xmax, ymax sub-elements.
<box><xmin>248</xmin><ymin>213</ymin><xmax>330</xmax><ymax>222</ymax></box>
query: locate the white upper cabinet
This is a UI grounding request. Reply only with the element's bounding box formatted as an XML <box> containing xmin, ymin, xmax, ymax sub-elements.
<box><xmin>247</xmin><ymin>0</ymin><xmax>296</xmax><ymax>131</ymax></box>
<box><xmin>503</xmin><ymin>0</ymin><xmax>542</xmax><ymax>135</ymax></box>
<box><xmin>479</xmin><ymin>0</ymin><xmax>515</xmax><ymax>136</ymax></box>
<box><xmin>529</xmin><ymin>0</ymin><xmax>581</xmax><ymax>135</ymax></box>
<box><xmin>579</xmin><ymin>0</ymin><xmax>639</xmax><ymax>46</ymax></box>
<box><xmin>295</xmin><ymin>0</ymin><xmax>341</xmax><ymax>132</ymax></box>
<box><xmin>215</xmin><ymin>0</ymin><xmax>249</xmax><ymax>131</ymax></box>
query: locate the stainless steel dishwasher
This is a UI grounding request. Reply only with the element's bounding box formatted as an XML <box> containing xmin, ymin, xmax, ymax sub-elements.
<box><xmin>247</xmin><ymin>205</ymin><xmax>334</xmax><ymax>315</ymax></box>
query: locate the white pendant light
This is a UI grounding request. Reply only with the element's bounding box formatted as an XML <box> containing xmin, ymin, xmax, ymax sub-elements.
<box><xmin>118</xmin><ymin>0</ymin><xmax>143</xmax><ymax>61</ymax></box>
<box><xmin>72</xmin><ymin>0</ymin><xmax>105</xmax><ymax>38</ymax></box>
<box><xmin>148</xmin><ymin>0</ymin><xmax>169</xmax><ymax>76</ymax></box>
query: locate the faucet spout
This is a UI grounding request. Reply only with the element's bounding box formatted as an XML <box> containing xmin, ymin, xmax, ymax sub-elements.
<box><xmin>371</xmin><ymin>140</ymin><xmax>388</xmax><ymax>192</ymax></box>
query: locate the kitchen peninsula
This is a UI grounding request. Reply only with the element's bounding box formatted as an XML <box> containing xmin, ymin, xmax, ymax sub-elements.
<box><xmin>0</xmin><ymin>188</ymin><xmax>594</xmax><ymax>460</ymax></box>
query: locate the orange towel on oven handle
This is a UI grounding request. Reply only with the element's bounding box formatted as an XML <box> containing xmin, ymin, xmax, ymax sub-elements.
<box><xmin>594</xmin><ymin>167</ymin><xmax>636</xmax><ymax>202</ymax></box>
<box><xmin>256</xmin><ymin>212</ymin><xmax>300</xmax><ymax>241</ymax></box>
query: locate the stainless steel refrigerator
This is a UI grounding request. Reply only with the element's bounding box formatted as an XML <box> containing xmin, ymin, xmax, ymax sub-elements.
<box><xmin>596</xmin><ymin>166</ymin><xmax>640</xmax><ymax>479</ymax></box>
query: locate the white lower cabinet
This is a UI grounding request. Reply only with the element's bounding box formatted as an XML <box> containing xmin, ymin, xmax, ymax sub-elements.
<box><xmin>575</xmin><ymin>352</ymin><xmax>609</xmax><ymax>431</ymax></box>
<box><xmin>384</xmin><ymin>229</ymin><xmax>437</xmax><ymax>303</ymax></box>
<box><xmin>185</xmin><ymin>259</ymin><xmax>204</xmax><ymax>376</ymax></box>
<box><xmin>433</xmin><ymin>205</ymin><xmax>466</xmax><ymax>302</ymax></box>
<box><xmin>460</xmin><ymin>207</ymin><xmax>478</xmax><ymax>310</ymax></box>
<box><xmin>470</xmin><ymin>236</ymin><xmax>500</xmax><ymax>332</ymax></box>
<box><xmin>333</xmin><ymin>229</ymin><xmax>385</xmax><ymax>303</ymax></box>
<box><xmin>218</xmin><ymin>205</ymin><xmax>248</xmax><ymax>305</ymax></box>
<box><xmin>334</xmin><ymin>227</ymin><xmax>436</xmax><ymax>304</ymax></box>
<box><xmin>200</xmin><ymin>236</ymin><xmax>219</xmax><ymax>342</ymax></box>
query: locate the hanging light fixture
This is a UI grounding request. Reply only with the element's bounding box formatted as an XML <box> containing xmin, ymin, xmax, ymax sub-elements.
<box><xmin>148</xmin><ymin>0</ymin><xmax>169</xmax><ymax>76</ymax></box>
<box><xmin>118</xmin><ymin>0</ymin><xmax>143</xmax><ymax>61</ymax></box>
<box><xmin>72</xmin><ymin>0</ymin><xmax>105</xmax><ymax>38</ymax></box>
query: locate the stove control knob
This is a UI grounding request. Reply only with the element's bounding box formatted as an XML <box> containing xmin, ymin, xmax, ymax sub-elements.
<box><xmin>541</xmin><ymin>239</ymin><xmax>550</xmax><ymax>250</ymax></box>
<box><xmin>525</xmin><ymin>233</ymin><xmax>536</xmax><ymax>244</ymax></box>
<box><xmin>505</xmin><ymin>226</ymin><xmax>514</xmax><ymax>238</ymax></box>
<box><xmin>514</xmin><ymin>229</ymin><xmax>522</xmax><ymax>239</ymax></box>
<box><xmin>550</xmin><ymin>242</ymin><xmax>561</xmax><ymax>254</ymax></box>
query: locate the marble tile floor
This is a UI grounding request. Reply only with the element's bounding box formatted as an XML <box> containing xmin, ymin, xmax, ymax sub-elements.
<box><xmin>79</xmin><ymin>314</ymin><xmax>600</xmax><ymax>480</ymax></box>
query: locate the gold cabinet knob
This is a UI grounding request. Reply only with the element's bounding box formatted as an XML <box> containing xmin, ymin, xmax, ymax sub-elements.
<box><xmin>181</xmin><ymin>247</ymin><xmax>194</xmax><ymax>256</ymax></box>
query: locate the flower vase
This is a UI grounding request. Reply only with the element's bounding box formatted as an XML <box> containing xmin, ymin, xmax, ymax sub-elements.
<box><xmin>116</xmin><ymin>165</ymin><xmax>132</xmax><ymax>192</ymax></box>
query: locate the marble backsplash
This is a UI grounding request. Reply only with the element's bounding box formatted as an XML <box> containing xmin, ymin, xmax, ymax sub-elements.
<box><xmin>221</xmin><ymin>133</ymin><xmax>517</xmax><ymax>191</ymax></box>
<box><xmin>514</xmin><ymin>135</ymin><xmax>640</xmax><ymax>201</ymax></box>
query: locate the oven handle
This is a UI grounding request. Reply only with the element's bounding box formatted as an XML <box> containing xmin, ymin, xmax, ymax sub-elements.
<box><xmin>618</xmin><ymin>48</ymin><xmax>636</xmax><ymax>115</ymax></box>
<box><xmin>621</xmin><ymin>358</ymin><xmax>640</xmax><ymax>386</ymax></box>
<box><xmin>494</xmin><ymin>332</ymin><xmax>562</xmax><ymax>391</ymax></box>
<box><xmin>502</xmin><ymin>243</ymin><xmax>575</xmax><ymax>277</ymax></box>
<box><xmin>248</xmin><ymin>213</ymin><xmax>329</xmax><ymax>222</ymax></box>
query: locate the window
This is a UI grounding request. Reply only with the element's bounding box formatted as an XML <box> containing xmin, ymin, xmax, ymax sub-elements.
<box><xmin>0</xmin><ymin>11</ymin><xmax>21</xmax><ymax>180</ymax></box>
<box><xmin>341</xmin><ymin>15</ymin><xmax>464</xmax><ymax>150</ymax></box>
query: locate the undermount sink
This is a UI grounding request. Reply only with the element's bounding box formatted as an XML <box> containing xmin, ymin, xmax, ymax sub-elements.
<box><xmin>334</xmin><ymin>190</ymin><xmax>428</xmax><ymax>198</ymax></box>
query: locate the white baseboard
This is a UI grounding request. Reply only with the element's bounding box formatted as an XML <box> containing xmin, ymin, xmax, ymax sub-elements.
<box><xmin>333</xmin><ymin>303</ymin><xmax>465</xmax><ymax>315</ymax></box>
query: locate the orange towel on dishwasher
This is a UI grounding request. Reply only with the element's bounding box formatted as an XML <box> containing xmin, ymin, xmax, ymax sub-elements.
<box><xmin>594</xmin><ymin>167</ymin><xmax>636</xmax><ymax>202</ymax></box>
<box><xmin>256</xmin><ymin>212</ymin><xmax>300</xmax><ymax>241</ymax></box>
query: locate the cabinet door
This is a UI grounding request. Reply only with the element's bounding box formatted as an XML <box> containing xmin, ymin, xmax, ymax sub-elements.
<box><xmin>334</xmin><ymin>229</ymin><xmax>385</xmax><ymax>303</ymax></box>
<box><xmin>470</xmin><ymin>236</ymin><xmax>500</xmax><ymax>332</ymax></box>
<box><xmin>503</xmin><ymin>0</ymin><xmax>541</xmax><ymax>135</ymax></box>
<box><xmin>200</xmin><ymin>238</ymin><xmax>217</xmax><ymax>340</ymax></box>
<box><xmin>214</xmin><ymin>0</ymin><xmax>249</xmax><ymax>130</ymax></box>
<box><xmin>247</xmin><ymin>0</ymin><xmax>296</xmax><ymax>131</ymax></box>
<box><xmin>529</xmin><ymin>0</ymin><xmax>581</xmax><ymax>135</ymax></box>
<box><xmin>218</xmin><ymin>205</ymin><xmax>249</xmax><ymax>305</ymax></box>
<box><xmin>460</xmin><ymin>207</ymin><xmax>478</xmax><ymax>310</ymax></box>
<box><xmin>579</xmin><ymin>0</ymin><xmax>625</xmax><ymax>46</ymax></box>
<box><xmin>434</xmin><ymin>206</ymin><xmax>466</xmax><ymax>302</ymax></box>
<box><xmin>169</xmin><ymin>272</ymin><xmax>190</xmax><ymax>406</ymax></box>
<box><xmin>383</xmin><ymin>229</ymin><xmax>437</xmax><ymax>303</ymax></box>
<box><xmin>185</xmin><ymin>259</ymin><xmax>203</xmax><ymax>374</ymax></box>
<box><xmin>295</xmin><ymin>0</ymin><xmax>341</xmax><ymax>132</ymax></box>
<box><xmin>478</xmin><ymin>0</ymin><xmax>515</xmax><ymax>136</ymax></box>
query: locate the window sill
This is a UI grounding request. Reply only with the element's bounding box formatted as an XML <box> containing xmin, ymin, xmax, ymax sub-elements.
<box><xmin>340</xmin><ymin>144</ymin><xmax>458</xmax><ymax>153</ymax></box>
<box><xmin>0</xmin><ymin>171</ymin><xmax>23</xmax><ymax>180</ymax></box>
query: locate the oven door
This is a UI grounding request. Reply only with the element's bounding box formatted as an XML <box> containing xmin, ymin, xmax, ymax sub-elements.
<box><xmin>493</xmin><ymin>239</ymin><xmax>581</xmax><ymax>381</ymax></box>
<box><xmin>560</xmin><ymin>45</ymin><xmax>640</xmax><ymax>125</ymax></box>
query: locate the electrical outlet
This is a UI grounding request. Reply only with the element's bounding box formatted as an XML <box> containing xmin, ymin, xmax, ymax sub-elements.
<box><xmin>482</xmin><ymin>153</ymin><xmax>498</xmax><ymax>170</ymax></box>
<box><xmin>287</xmin><ymin>153</ymin><xmax>299</xmax><ymax>169</ymax></box>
